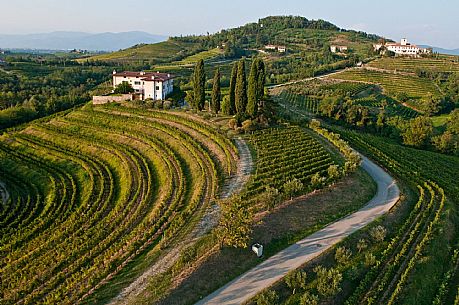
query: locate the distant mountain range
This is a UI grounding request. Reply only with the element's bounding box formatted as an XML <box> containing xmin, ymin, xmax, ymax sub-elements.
<box><xmin>0</xmin><ymin>31</ymin><xmax>168</xmax><ymax>51</ymax></box>
<box><xmin>419</xmin><ymin>45</ymin><xmax>459</xmax><ymax>56</ymax></box>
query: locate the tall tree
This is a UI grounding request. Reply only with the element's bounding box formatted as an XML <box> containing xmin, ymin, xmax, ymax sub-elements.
<box><xmin>229</xmin><ymin>62</ymin><xmax>238</xmax><ymax>115</ymax></box>
<box><xmin>247</xmin><ymin>59</ymin><xmax>258</xmax><ymax>117</ymax></box>
<box><xmin>256</xmin><ymin>58</ymin><xmax>266</xmax><ymax>101</ymax></box>
<box><xmin>235</xmin><ymin>59</ymin><xmax>247</xmax><ymax>115</ymax></box>
<box><xmin>211</xmin><ymin>68</ymin><xmax>221</xmax><ymax>114</ymax></box>
<box><xmin>192</xmin><ymin>59</ymin><xmax>206</xmax><ymax>110</ymax></box>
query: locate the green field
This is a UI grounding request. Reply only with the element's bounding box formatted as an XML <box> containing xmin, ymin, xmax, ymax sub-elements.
<box><xmin>368</xmin><ymin>57</ymin><xmax>459</xmax><ymax>73</ymax></box>
<box><xmin>329</xmin><ymin>68</ymin><xmax>442</xmax><ymax>100</ymax></box>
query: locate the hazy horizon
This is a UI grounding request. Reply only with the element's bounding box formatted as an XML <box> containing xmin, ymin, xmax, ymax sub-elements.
<box><xmin>1</xmin><ymin>0</ymin><xmax>458</xmax><ymax>49</ymax></box>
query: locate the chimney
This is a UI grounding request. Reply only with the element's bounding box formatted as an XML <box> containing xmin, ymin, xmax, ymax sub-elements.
<box><xmin>112</xmin><ymin>70</ymin><xmax>117</xmax><ymax>74</ymax></box>
<box><xmin>140</xmin><ymin>71</ymin><xmax>145</xmax><ymax>75</ymax></box>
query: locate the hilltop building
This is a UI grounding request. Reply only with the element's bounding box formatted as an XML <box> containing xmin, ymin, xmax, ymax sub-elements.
<box><xmin>374</xmin><ymin>38</ymin><xmax>431</xmax><ymax>56</ymax></box>
<box><xmin>112</xmin><ymin>70</ymin><xmax>174</xmax><ymax>100</ymax></box>
<box><xmin>330</xmin><ymin>45</ymin><xmax>348</xmax><ymax>53</ymax></box>
<box><xmin>265</xmin><ymin>45</ymin><xmax>287</xmax><ymax>53</ymax></box>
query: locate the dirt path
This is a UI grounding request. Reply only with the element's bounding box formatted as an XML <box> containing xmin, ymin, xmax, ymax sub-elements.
<box><xmin>109</xmin><ymin>137</ymin><xmax>253</xmax><ymax>304</ymax></box>
<box><xmin>195</xmin><ymin>155</ymin><xmax>400</xmax><ymax>305</ymax></box>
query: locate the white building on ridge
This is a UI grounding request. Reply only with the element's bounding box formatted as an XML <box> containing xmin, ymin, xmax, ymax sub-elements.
<box><xmin>374</xmin><ymin>38</ymin><xmax>431</xmax><ymax>56</ymax></box>
<box><xmin>112</xmin><ymin>70</ymin><xmax>174</xmax><ymax>100</ymax></box>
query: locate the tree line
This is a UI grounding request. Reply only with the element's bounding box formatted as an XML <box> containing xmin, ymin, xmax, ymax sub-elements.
<box><xmin>189</xmin><ymin>57</ymin><xmax>267</xmax><ymax>122</ymax></box>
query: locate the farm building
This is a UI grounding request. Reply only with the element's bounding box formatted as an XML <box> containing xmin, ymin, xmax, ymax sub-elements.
<box><xmin>265</xmin><ymin>45</ymin><xmax>287</xmax><ymax>53</ymax></box>
<box><xmin>112</xmin><ymin>70</ymin><xmax>174</xmax><ymax>100</ymax></box>
<box><xmin>374</xmin><ymin>38</ymin><xmax>431</xmax><ymax>56</ymax></box>
<box><xmin>330</xmin><ymin>45</ymin><xmax>348</xmax><ymax>53</ymax></box>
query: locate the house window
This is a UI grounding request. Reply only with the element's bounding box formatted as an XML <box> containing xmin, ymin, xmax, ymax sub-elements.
<box><xmin>156</xmin><ymin>86</ymin><xmax>160</xmax><ymax>90</ymax></box>
<box><xmin>134</xmin><ymin>81</ymin><xmax>141</xmax><ymax>85</ymax></box>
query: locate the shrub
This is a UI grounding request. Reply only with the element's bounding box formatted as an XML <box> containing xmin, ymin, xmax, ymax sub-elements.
<box><xmin>314</xmin><ymin>265</ymin><xmax>343</xmax><ymax>297</ymax></box>
<box><xmin>256</xmin><ymin>289</ymin><xmax>278</xmax><ymax>305</ymax></box>
<box><xmin>285</xmin><ymin>269</ymin><xmax>307</xmax><ymax>294</ymax></box>
<box><xmin>283</xmin><ymin>178</ymin><xmax>304</xmax><ymax>200</ymax></box>
<box><xmin>370</xmin><ymin>225</ymin><xmax>387</xmax><ymax>243</ymax></box>
<box><xmin>260</xmin><ymin>186</ymin><xmax>281</xmax><ymax>210</ymax></box>
<box><xmin>357</xmin><ymin>239</ymin><xmax>368</xmax><ymax>253</ymax></box>
<box><xmin>327</xmin><ymin>164</ymin><xmax>340</xmax><ymax>181</ymax></box>
<box><xmin>300</xmin><ymin>291</ymin><xmax>319</xmax><ymax>305</ymax></box>
<box><xmin>364</xmin><ymin>252</ymin><xmax>377</xmax><ymax>267</ymax></box>
<box><xmin>335</xmin><ymin>246</ymin><xmax>352</xmax><ymax>265</ymax></box>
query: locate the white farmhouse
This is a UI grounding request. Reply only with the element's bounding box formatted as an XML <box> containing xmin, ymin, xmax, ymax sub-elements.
<box><xmin>330</xmin><ymin>45</ymin><xmax>348</xmax><ymax>53</ymax></box>
<box><xmin>374</xmin><ymin>38</ymin><xmax>431</xmax><ymax>56</ymax></box>
<box><xmin>264</xmin><ymin>45</ymin><xmax>287</xmax><ymax>53</ymax></box>
<box><xmin>112</xmin><ymin>70</ymin><xmax>174</xmax><ymax>100</ymax></box>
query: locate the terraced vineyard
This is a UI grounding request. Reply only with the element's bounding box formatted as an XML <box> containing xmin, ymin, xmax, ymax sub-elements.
<box><xmin>274</xmin><ymin>91</ymin><xmax>321</xmax><ymax>114</ymax></box>
<box><xmin>329</xmin><ymin>69</ymin><xmax>441</xmax><ymax>99</ymax></box>
<box><xmin>336</xmin><ymin>129</ymin><xmax>459</xmax><ymax>305</ymax></box>
<box><xmin>245</xmin><ymin>126</ymin><xmax>337</xmax><ymax>198</ymax></box>
<box><xmin>319</xmin><ymin>81</ymin><xmax>373</xmax><ymax>97</ymax></box>
<box><xmin>367</xmin><ymin>57</ymin><xmax>459</xmax><ymax>73</ymax></box>
<box><xmin>0</xmin><ymin>104</ymin><xmax>238</xmax><ymax>305</ymax></box>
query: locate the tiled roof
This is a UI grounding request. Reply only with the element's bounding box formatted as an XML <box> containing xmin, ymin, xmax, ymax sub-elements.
<box><xmin>113</xmin><ymin>71</ymin><xmax>174</xmax><ymax>82</ymax></box>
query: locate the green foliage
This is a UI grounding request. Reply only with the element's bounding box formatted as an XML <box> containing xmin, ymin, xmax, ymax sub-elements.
<box><xmin>335</xmin><ymin>246</ymin><xmax>352</xmax><ymax>265</ymax></box>
<box><xmin>357</xmin><ymin>238</ymin><xmax>368</xmax><ymax>253</ymax></box>
<box><xmin>364</xmin><ymin>252</ymin><xmax>377</xmax><ymax>267</ymax></box>
<box><xmin>401</xmin><ymin>116</ymin><xmax>433</xmax><ymax>147</ymax></box>
<box><xmin>192</xmin><ymin>59</ymin><xmax>206</xmax><ymax>110</ymax></box>
<box><xmin>313</xmin><ymin>265</ymin><xmax>343</xmax><ymax>297</ymax></box>
<box><xmin>285</xmin><ymin>269</ymin><xmax>308</xmax><ymax>294</ymax></box>
<box><xmin>221</xmin><ymin>95</ymin><xmax>231</xmax><ymax>115</ymax></box>
<box><xmin>217</xmin><ymin>197</ymin><xmax>253</xmax><ymax>248</ymax></box>
<box><xmin>114</xmin><ymin>81</ymin><xmax>134</xmax><ymax>94</ymax></box>
<box><xmin>247</xmin><ymin>58</ymin><xmax>266</xmax><ymax>118</ymax></box>
<box><xmin>211</xmin><ymin>68</ymin><xmax>221</xmax><ymax>114</ymax></box>
<box><xmin>229</xmin><ymin>62</ymin><xmax>238</xmax><ymax>115</ymax></box>
<box><xmin>300</xmin><ymin>291</ymin><xmax>319</xmax><ymax>305</ymax></box>
<box><xmin>260</xmin><ymin>186</ymin><xmax>281</xmax><ymax>210</ymax></box>
<box><xmin>283</xmin><ymin>178</ymin><xmax>304</xmax><ymax>200</ymax></box>
<box><xmin>447</xmin><ymin>109</ymin><xmax>459</xmax><ymax>134</ymax></box>
<box><xmin>370</xmin><ymin>225</ymin><xmax>387</xmax><ymax>243</ymax></box>
<box><xmin>310</xmin><ymin>172</ymin><xmax>325</xmax><ymax>189</ymax></box>
<box><xmin>256</xmin><ymin>289</ymin><xmax>279</xmax><ymax>305</ymax></box>
<box><xmin>327</xmin><ymin>164</ymin><xmax>340</xmax><ymax>181</ymax></box>
<box><xmin>235</xmin><ymin>59</ymin><xmax>247</xmax><ymax>115</ymax></box>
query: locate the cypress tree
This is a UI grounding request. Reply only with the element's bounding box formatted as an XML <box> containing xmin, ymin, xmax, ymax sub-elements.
<box><xmin>247</xmin><ymin>58</ymin><xmax>258</xmax><ymax>117</ymax></box>
<box><xmin>235</xmin><ymin>59</ymin><xmax>247</xmax><ymax>115</ymax></box>
<box><xmin>193</xmin><ymin>59</ymin><xmax>206</xmax><ymax>110</ymax></box>
<box><xmin>211</xmin><ymin>68</ymin><xmax>221</xmax><ymax>114</ymax></box>
<box><xmin>229</xmin><ymin>63</ymin><xmax>238</xmax><ymax>115</ymax></box>
<box><xmin>256</xmin><ymin>59</ymin><xmax>266</xmax><ymax>100</ymax></box>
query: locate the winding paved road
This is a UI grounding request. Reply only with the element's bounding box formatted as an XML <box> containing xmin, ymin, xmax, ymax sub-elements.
<box><xmin>195</xmin><ymin>154</ymin><xmax>400</xmax><ymax>305</ymax></box>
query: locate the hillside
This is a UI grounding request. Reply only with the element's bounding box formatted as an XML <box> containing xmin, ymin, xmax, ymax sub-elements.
<box><xmin>80</xmin><ymin>40</ymin><xmax>203</xmax><ymax>64</ymax></box>
<box><xmin>83</xmin><ymin>16</ymin><xmax>380</xmax><ymax>66</ymax></box>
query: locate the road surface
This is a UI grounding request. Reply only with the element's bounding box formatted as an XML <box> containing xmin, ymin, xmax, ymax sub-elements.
<box><xmin>195</xmin><ymin>155</ymin><xmax>400</xmax><ymax>305</ymax></box>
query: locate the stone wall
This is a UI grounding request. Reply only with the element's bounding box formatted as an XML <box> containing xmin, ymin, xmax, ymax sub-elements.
<box><xmin>92</xmin><ymin>94</ymin><xmax>133</xmax><ymax>105</ymax></box>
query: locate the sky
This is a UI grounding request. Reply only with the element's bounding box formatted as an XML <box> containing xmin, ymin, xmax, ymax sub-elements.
<box><xmin>1</xmin><ymin>0</ymin><xmax>458</xmax><ymax>49</ymax></box>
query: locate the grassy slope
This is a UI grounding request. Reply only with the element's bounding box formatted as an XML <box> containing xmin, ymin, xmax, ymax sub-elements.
<box><xmin>78</xmin><ymin>40</ymin><xmax>200</xmax><ymax>63</ymax></box>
